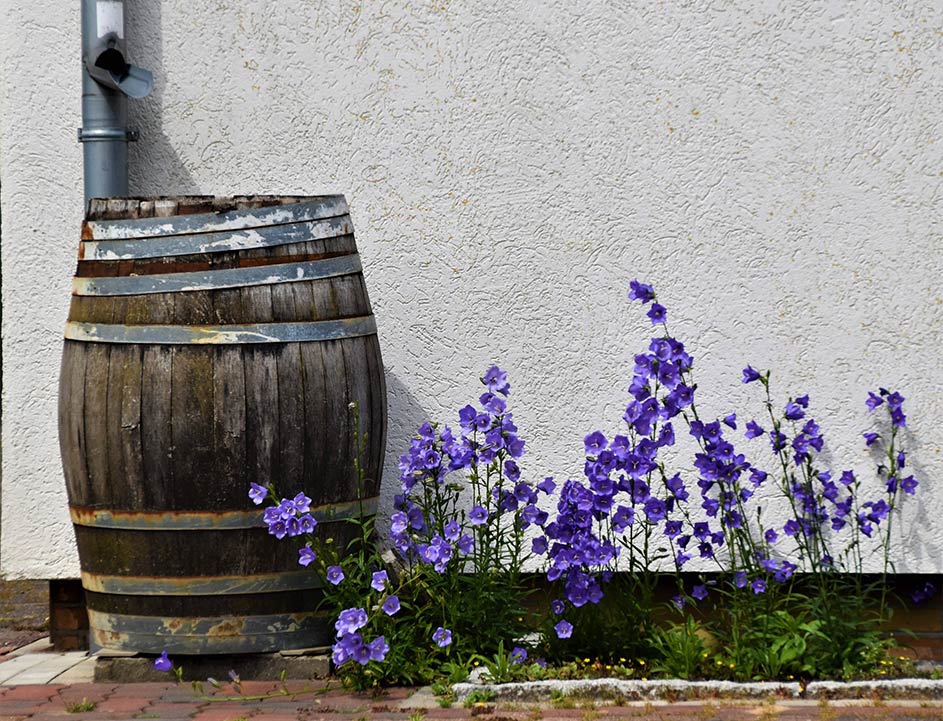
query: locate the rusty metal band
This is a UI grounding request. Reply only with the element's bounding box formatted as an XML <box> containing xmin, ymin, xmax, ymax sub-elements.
<box><xmin>87</xmin><ymin>609</ymin><xmax>328</xmax><ymax>654</ymax></box>
<box><xmin>70</xmin><ymin>496</ymin><xmax>379</xmax><ymax>530</ymax></box>
<box><xmin>72</xmin><ymin>254</ymin><xmax>362</xmax><ymax>296</ymax></box>
<box><xmin>85</xmin><ymin>197</ymin><xmax>349</xmax><ymax>240</ymax></box>
<box><xmin>81</xmin><ymin>569</ymin><xmax>323</xmax><ymax>595</ymax></box>
<box><xmin>82</xmin><ymin>214</ymin><xmax>354</xmax><ymax>261</ymax></box>
<box><xmin>64</xmin><ymin>315</ymin><xmax>377</xmax><ymax>344</ymax></box>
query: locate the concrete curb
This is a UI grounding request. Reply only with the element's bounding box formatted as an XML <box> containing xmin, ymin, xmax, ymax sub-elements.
<box><xmin>806</xmin><ymin>679</ymin><xmax>943</xmax><ymax>699</ymax></box>
<box><xmin>453</xmin><ymin>677</ymin><xmax>943</xmax><ymax>703</ymax></box>
<box><xmin>452</xmin><ymin>679</ymin><xmax>802</xmax><ymax>702</ymax></box>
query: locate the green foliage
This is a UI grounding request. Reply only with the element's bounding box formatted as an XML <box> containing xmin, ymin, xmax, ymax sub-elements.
<box><xmin>438</xmin><ymin>657</ymin><xmax>475</xmax><ymax>685</ymax></box>
<box><xmin>541</xmin><ymin>573</ymin><xmax>660</xmax><ymax>663</ymax></box>
<box><xmin>463</xmin><ymin>689</ymin><xmax>497</xmax><ymax>707</ymax></box>
<box><xmin>691</xmin><ymin>576</ymin><xmax>904</xmax><ymax>682</ymax></box>
<box><xmin>65</xmin><ymin>699</ymin><xmax>97</xmax><ymax>714</ymax></box>
<box><xmin>549</xmin><ymin>689</ymin><xmax>575</xmax><ymax>708</ymax></box>
<box><xmin>649</xmin><ymin>615</ymin><xmax>708</xmax><ymax>679</ymax></box>
<box><xmin>431</xmin><ymin>678</ymin><xmax>456</xmax><ymax>707</ymax></box>
<box><xmin>478</xmin><ymin>640</ymin><xmax>517</xmax><ymax>684</ymax></box>
<box><xmin>740</xmin><ymin>609</ymin><xmax>825</xmax><ymax>679</ymax></box>
<box><xmin>318</xmin><ymin>516</ymin><xmax>532</xmax><ymax>688</ymax></box>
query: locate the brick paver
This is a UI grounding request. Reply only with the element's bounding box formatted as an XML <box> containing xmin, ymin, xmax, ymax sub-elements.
<box><xmin>56</xmin><ymin>685</ymin><xmax>115</xmax><ymax>703</ymax></box>
<box><xmin>0</xmin><ymin>689</ymin><xmax>61</xmax><ymax>702</ymax></box>
<box><xmin>108</xmin><ymin>683</ymin><xmax>177</xmax><ymax>697</ymax></box>
<box><xmin>0</xmin><ymin>682</ymin><xmax>940</xmax><ymax>721</ymax></box>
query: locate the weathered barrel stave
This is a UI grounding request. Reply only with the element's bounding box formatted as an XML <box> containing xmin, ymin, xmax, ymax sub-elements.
<box><xmin>60</xmin><ymin>338</ymin><xmax>384</xmax><ymax>512</ymax></box>
<box><xmin>73</xmin><ymin>522</ymin><xmax>362</xmax><ymax>578</ymax></box>
<box><xmin>66</xmin><ymin>276</ymin><xmax>371</xmax><ymax>326</ymax></box>
<box><xmin>70</xmin><ymin>235</ymin><xmax>364</xmax><ymax>324</ymax></box>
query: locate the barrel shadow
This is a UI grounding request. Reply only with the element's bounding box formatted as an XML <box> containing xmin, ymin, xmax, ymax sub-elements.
<box><xmin>377</xmin><ymin>371</ymin><xmax>432</xmax><ymax>529</ymax></box>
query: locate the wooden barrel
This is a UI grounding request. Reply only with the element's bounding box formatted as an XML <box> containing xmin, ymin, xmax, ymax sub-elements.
<box><xmin>58</xmin><ymin>196</ymin><xmax>386</xmax><ymax>654</ymax></box>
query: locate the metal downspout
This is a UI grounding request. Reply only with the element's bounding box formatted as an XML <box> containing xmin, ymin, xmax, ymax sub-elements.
<box><xmin>79</xmin><ymin>0</ymin><xmax>153</xmax><ymax>205</ymax></box>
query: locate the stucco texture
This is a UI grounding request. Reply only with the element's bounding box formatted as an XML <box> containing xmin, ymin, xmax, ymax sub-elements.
<box><xmin>1</xmin><ymin>1</ymin><xmax>941</xmax><ymax>578</ymax></box>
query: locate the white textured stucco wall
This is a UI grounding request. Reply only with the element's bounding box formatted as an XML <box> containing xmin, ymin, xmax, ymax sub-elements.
<box><xmin>1</xmin><ymin>1</ymin><xmax>941</xmax><ymax>578</ymax></box>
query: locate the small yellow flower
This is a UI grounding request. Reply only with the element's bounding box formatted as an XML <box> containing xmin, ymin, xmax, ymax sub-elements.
<box><xmin>638</xmin><ymin>659</ymin><xmax>646</xmax><ymax>666</ymax></box>
<box><xmin>619</xmin><ymin>657</ymin><xmax>626</xmax><ymax>663</ymax></box>
<box><xmin>641</xmin><ymin>677</ymin><xmax>648</xmax><ymax>682</ymax></box>
<box><xmin>729</xmin><ymin>663</ymin><xmax>735</xmax><ymax>669</ymax></box>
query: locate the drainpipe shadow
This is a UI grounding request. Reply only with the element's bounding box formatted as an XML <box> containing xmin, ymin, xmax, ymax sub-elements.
<box><xmin>125</xmin><ymin>1</ymin><xmax>200</xmax><ymax>195</ymax></box>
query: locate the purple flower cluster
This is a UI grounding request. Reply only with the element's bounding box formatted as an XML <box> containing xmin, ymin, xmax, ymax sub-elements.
<box><xmin>332</xmin><ymin>606</ymin><xmax>389</xmax><ymax>667</ymax></box>
<box><xmin>249</xmin><ymin>480</ymin><xmax>402</xmax><ymax>670</ymax></box>
<box><xmin>538</xmin><ymin>281</ymin><xmax>921</xmax><ymax>629</ymax></box>
<box><xmin>324</xmin><ymin>561</ymin><xmax>399</xmax><ymax>667</ymax></box>
<box><xmin>866</xmin><ymin>389</ymin><xmax>907</xmax><ymax>427</ymax></box>
<box><xmin>331</xmin><ymin>584</ymin><xmax>401</xmax><ymax>667</ymax></box>
<box><xmin>535</xmin><ymin>285</ymin><xmax>709</xmax><ymax>610</ymax></box>
<box><xmin>259</xmin><ymin>492</ymin><xmax>318</xmax><ymax>543</ymax></box>
<box><xmin>390</xmin><ymin>366</ymin><xmax>544</xmax><ymax>573</ymax></box>
<box><xmin>736</xmin><ymin>382</ymin><xmax>918</xmax><ymax>571</ymax></box>
<box><xmin>690</xmin><ymin>417</ymin><xmax>753</xmax><ymax>537</ymax></box>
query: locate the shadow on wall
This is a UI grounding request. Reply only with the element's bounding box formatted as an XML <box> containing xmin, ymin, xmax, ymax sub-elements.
<box><xmin>378</xmin><ymin>371</ymin><xmax>432</xmax><ymax>523</ymax></box>
<box><xmin>901</xmin><ymin>452</ymin><xmax>933</xmax><ymax>570</ymax></box>
<box><xmin>125</xmin><ymin>2</ymin><xmax>200</xmax><ymax>196</ymax></box>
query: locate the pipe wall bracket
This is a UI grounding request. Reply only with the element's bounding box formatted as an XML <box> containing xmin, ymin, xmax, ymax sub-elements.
<box><xmin>77</xmin><ymin>128</ymin><xmax>140</xmax><ymax>142</ymax></box>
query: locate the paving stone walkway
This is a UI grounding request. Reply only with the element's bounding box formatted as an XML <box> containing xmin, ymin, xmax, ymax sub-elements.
<box><xmin>3</xmin><ymin>642</ymin><xmax>943</xmax><ymax>720</ymax></box>
<box><xmin>1</xmin><ymin>681</ymin><xmax>943</xmax><ymax>721</ymax></box>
